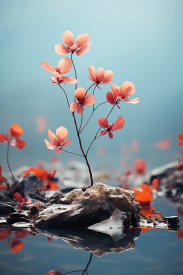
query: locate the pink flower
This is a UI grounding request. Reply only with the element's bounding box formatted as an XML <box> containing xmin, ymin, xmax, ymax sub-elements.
<box><xmin>177</xmin><ymin>134</ymin><xmax>183</xmax><ymax>147</ymax></box>
<box><xmin>98</xmin><ymin>116</ymin><xmax>125</xmax><ymax>139</ymax></box>
<box><xmin>45</xmin><ymin>126</ymin><xmax>71</xmax><ymax>154</ymax></box>
<box><xmin>14</xmin><ymin>193</ymin><xmax>32</xmax><ymax>209</ymax></box>
<box><xmin>0</xmin><ymin>123</ymin><xmax>26</xmax><ymax>149</ymax></box>
<box><xmin>111</xmin><ymin>82</ymin><xmax>139</xmax><ymax>104</ymax></box>
<box><xmin>87</xmin><ymin>65</ymin><xmax>114</xmax><ymax>89</ymax></box>
<box><xmin>47</xmin><ymin>271</ymin><xmax>61</xmax><ymax>275</ymax></box>
<box><xmin>106</xmin><ymin>87</ymin><xmax>122</xmax><ymax>109</ymax></box>
<box><xmin>41</xmin><ymin>57</ymin><xmax>77</xmax><ymax>84</ymax></box>
<box><xmin>70</xmin><ymin>87</ymin><xmax>95</xmax><ymax>114</ymax></box>
<box><xmin>55</xmin><ymin>30</ymin><xmax>91</xmax><ymax>56</ymax></box>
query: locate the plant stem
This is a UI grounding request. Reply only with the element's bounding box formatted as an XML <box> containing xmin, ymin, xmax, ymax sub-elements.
<box><xmin>79</xmin><ymin>113</ymin><xmax>83</xmax><ymax>132</ymax></box>
<box><xmin>92</xmin><ymin>85</ymin><xmax>97</xmax><ymax>111</ymax></box>
<box><xmin>71</xmin><ymin>53</ymin><xmax>77</xmax><ymax>91</ymax></box>
<box><xmin>80</xmin><ymin>101</ymin><xmax>107</xmax><ymax>133</ymax></box>
<box><xmin>85</xmin><ymin>83</ymin><xmax>95</xmax><ymax>96</ymax></box>
<box><xmin>86</xmin><ymin>105</ymin><xmax>115</xmax><ymax>156</ymax></box>
<box><xmin>72</xmin><ymin>112</ymin><xmax>93</xmax><ymax>186</ymax></box>
<box><xmin>7</xmin><ymin>142</ymin><xmax>16</xmax><ymax>183</ymax></box>
<box><xmin>62</xmin><ymin>148</ymin><xmax>83</xmax><ymax>157</ymax></box>
<box><xmin>59</xmin><ymin>84</ymin><xmax>70</xmax><ymax>108</ymax></box>
<box><xmin>82</xmin><ymin>253</ymin><xmax>93</xmax><ymax>275</ymax></box>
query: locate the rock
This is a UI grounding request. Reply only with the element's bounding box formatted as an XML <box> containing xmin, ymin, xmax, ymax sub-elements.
<box><xmin>0</xmin><ymin>202</ymin><xmax>17</xmax><ymax>214</ymax></box>
<box><xmin>35</xmin><ymin>182</ymin><xmax>135</xmax><ymax>227</ymax></box>
<box><xmin>12</xmin><ymin>174</ymin><xmax>43</xmax><ymax>197</ymax></box>
<box><xmin>0</xmin><ymin>191</ymin><xmax>11</xmax><ymax>202</ymax></box>
<box><xmin>7</xmin><ymin>211</ymin><xmax>29</xmax><ymax>224</ymax></box>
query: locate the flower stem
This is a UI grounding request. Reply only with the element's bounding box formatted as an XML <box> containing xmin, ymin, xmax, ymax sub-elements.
<box><xmin>86</xmin><ymin>105</ymin><xmax>115</xmax><ymax>156</ymax></box>
<box><xmin>59</xmin><ymin>84</ymin><xmax>70</xmax><ymax>108</ymax></box>
<box><xmin>71</xmin><ymin>53</ymin><xmax>77</xmax><ymax>91</ymax></box>
<box><xmin>80</xmin><ymin>101</ymin><xmax>107</xmax><ymax>134</ymax></box>
<box><xmin>72</xmin><ymin>113</ymin><xmax>93</xmax><ymax>186</ymax></box>
<box><xmin>7</xmin><ymin>142</ymin><xmax>16</xmax><ymax>183</ymax></box>
<box><xmin>62</xmin><ymin>148</ymin><xmax>83</xmax><ymax>157</ymax></box>
<box><xmin>85</xmin><ymin>83</ymin><xmax>95</xmax><ymax>96</ymax></box>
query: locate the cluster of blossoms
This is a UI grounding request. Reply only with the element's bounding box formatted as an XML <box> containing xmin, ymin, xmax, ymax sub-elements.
<box><xmin>41</xmin><ymin>30</ymin><xmax>140</xmax><ymax>186</ymax></box>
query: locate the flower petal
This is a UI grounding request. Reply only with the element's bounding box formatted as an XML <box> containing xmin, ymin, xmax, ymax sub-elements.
<box><xmin>88</xmin><ymin>65</ymin><xmax>96</xmax><ymax>80</ymax></box>
<box><xmin>14</xmin><ymin>192</ymin><xmax>23</xmax><ymax>202</ymax></box>
<box><xmin>75</xmin><ymin>33</ymin><xmax>90</xmax><ymax>47</ymax></box>
<box><xmin>10</xmin><ymin>139</ymin><xmax>26</xmax><ymax>149</ymax></box>
<box><xmin>108</xmin><ymin>132</ymin><xmax>113</xmax><ymax>139</ymax></box>
<box><xmin>112</xmin><ymin>84</ymin><xmax>120</xmax><ymax>94</ymax></box>
<box><xmin>55</xmin><ymin>44</ymin><xmax>70</xmax><ymax>55</ymax></box>
<box><xmin>56</xmin><ymin>126</ymin><xmax>68</xmax><ymax>140</ymax></box>
<box><xmin>62</xmin><ymin>138</ymin><xmax>71</xmax><ymax>146</ymax></box>
<box><xmin>62</xmin><ymin>76</ymin><xmax>77</xmax><ymax>84</ymax></box>
<box><xmin>178</xmin><ymin>142</ymin><xmax>183</xmax><ymax>147</ymax></box>
<box><xmin>111</xmin><ymin>116</ymin><xmax>125</xmax><ymax>131</ymax></box>
<box><xmin>0</xmin><ymin>133</ymin><xmax>8</xmax><ymax>143</ymax></box>
<box><xmin>58</xmin><ymin>57</ymin><xmax>72</xmax><ymax>74</ymax></box>
<box><xmin>96</xmin><ymin>68</ymin><xmax>105</xmax><ymax>83</ymax></box>
<box><xmin>70</xmin><ymin>102</ymin><xmax>79</xmax><ymax>112</ymax></box>
<box><xmin>103</xmin><ymin>70</ymin><xmax>114</xmax><ymax>82</ymax></box>
<box><xmin>52</xmin><ymin>71</ymin><xmax>62</xmax><ymax>79</ymax></box>
<box><xmin>120</xmin><ymin>81</ymin><xmax>135</xmax><ymax>98</ymax></box>
<box><xmin>100</xmin><ymin>130</ymin><xmax>107</xmax><ymax>136</ymax></box>
<box><xmin>41</xmin><ymin>62</ymin><xmax>56</xmax><ymax>73</ymax></box>
<box><xmin>10</xmin><ymin>240</ymin><xmax>24</xmax><ymax>253</ymax></box>
<box><xmin>106</xmin><ymin>92</ymin><xmax>115</xmax><ymax>105</ymax></box>
<box><xmin>113</xmin><ymin>89</ymin><xmax>120</xmax><ymax>100</ymax></box>
<box><xmin>178</xmin><ymin>134</ymin><xmax>183</xmax><ymax>142</ymax></box>
<box><xmin>98</xmin><ymin>118</ymin><xmax>108</xmax><ymax>128</ymax></box>
<box><xmin>45</xmin><ymin>139</ymin><xmax>57</xmax><ymax>150</ymax></box>
<box><xmin>74</xmin><ymin>87</ymin><xmax>85</xmax><ymax>100</ymax></box>
<box><xmin>62</xmin><ymin>30</ymin><xmax>74</xmax><ymax>47</ymax></box>
<box><xmin>50</xmin><ymin>77</ymin><xmax>57</xmax><ymax>83</ymax></box>
<box><xmin>125</xmin><ymin>98</ymin><xmax>140</xmax><ymax>104</ymax></box>
<box><xmin>48</xmin><ymin>129</ymin><xmax>56</xmax><ymax>142</ymax></box>
<box><xmin>77</xmin><ymin>105</ymin><xmax>84</xmax><ymax>114</ymax></box>
<box><xmin>10</xmin><ymin>123</ymin><xmax>23</xmax><ymax>138</ymax></box>
<box><xmin>76</xmin><ymin>42</ymin><xmax>91</xmax><ymax>56</ymax></box>
<box><xmin>83</xmin><ymin>94</ymin><xmax>95</xmax><ymax>106</ymax></box>
<box><xmin>56</xmin><ymin>148</ymin><xmax>62</xmax><ymax>154</ymax></box>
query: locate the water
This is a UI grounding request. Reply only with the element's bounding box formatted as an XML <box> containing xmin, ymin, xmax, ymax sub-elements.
<box><xmin>0</xmin><ymin>196</ymin><xmax>183</xmax><ymax>275</ymax></box>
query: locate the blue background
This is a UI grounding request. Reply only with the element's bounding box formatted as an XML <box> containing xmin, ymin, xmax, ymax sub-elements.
<box><xmin>0</xmin><ymin>0</ymin><xmax>183</xmax><ymax>173</ymax></box>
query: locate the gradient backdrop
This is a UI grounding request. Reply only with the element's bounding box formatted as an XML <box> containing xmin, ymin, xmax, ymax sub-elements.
<box><xmin>0</xmin><ymin>0</ymin><xmax>183</xmax><ymax>173</ymax></box>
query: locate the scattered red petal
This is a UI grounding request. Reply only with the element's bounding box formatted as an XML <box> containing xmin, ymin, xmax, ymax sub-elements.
<box><xmin>177</xmin><ymin>228</ymin><xmax>183</xmax><ymax>238</ymax></box>
<box><xmin>14</xmin><ymin>230</ymin><xmax>26</xmax><ymax>239</ymax></box>
<box><xmin>0</xmin><ymin>229</ymin><xmax>12</xmax><ymax>241</ymax></box>
<box><xmin>152</xmin><ymin>178</ymin><xmax>159</xmax><ymax>191</ymax></box>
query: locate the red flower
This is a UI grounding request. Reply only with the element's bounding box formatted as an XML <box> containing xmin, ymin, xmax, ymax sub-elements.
<box><xmin>0</xmin><ymin>123</ymin><xmax>26</xmax><ymax>149</ymax></box>
<box><xmin>133</xmin><ymin>159</ymin><xmax>146</xmax><ymax>174</ymax></box>
<box><xmin>87</xmin><ymin>65</ymin><xmax>114</xmax><ymax>89</ymax></box>
<box><xmin>55</xmin><ymin>30</ymin><xmax>90</xmax><ymax>56</ymax></box>
<box><xmin>41</xmin><ymin>57</ymin><xmax>77</xmax><ymax>84</ymax></box>
<box><xmin>70</xmin><ymin>87</ymin><xmax>95</xmax><ymax>114</ymax></box>
<box><xmin>177</xmin><ymin>134</ymin><xmax>183</xmax><ymax>147</ymax></box>
<box><xmin>14</xmin><ymin>193</ymin><xmax>32</xmax><ymax>209</ymax></box>
<box><xmin>98</xmin><ymin>116</ymin><xmax>125</xmax><ymax>139</ymax></box>
<box><xmin>111</xmin><ymin>82</ymin><xmax>139</xmax><ymax>104</ymax></box>
<box><xmin>106</xmin><ymin>86</ymin><xmax>122</xmax><ymax>109</ymax></box>
<box><xmin>45</xmin><ymin>126</ymin><xmax>71</xmax><ymax>154</ymax></box>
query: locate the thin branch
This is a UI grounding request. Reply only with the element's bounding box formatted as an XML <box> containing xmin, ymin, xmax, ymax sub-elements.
<box><xmin>85</xmin><ymin>83</ymin><xmax>95</xmax><ymax>96</ymax></box>
<box><xmin>58</xmin><ymin>84</ymin><xmax>70</xmax><ymax>109</ymax></box>
<box><xmin>79</xmin><ymin>113</ymin><xmax>83</xmax><ymax>132</ymax></box>
<box><xmin>86</xmin><ymin>105</ymin><xmax>115</xmax><ymax>156</ymax></box>
<box><xmin>80</xmin><ymin>101</ymin><xmax>107</xmax><ymax>134</ymax></box>
<box><xmin>62</xmin><ymin>148</ymin><xmax>84</xmax><ymax>157</ymax></box>
<box><xmin>92</xmin><ymin>86</ymin><xmax>97</xmax><ymax>111</ymax></box>
<box><xmin>71</xmin><ymin>53</ymin><xmax>77</xmax><ymax>91</ymax></box>
<box><xmin>7</xmin><ymin>142</ymin><xmax>16</xmax><ymax>183</ymax></box>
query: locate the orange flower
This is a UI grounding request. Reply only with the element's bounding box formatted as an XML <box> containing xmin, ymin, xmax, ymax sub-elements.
<box><xmin>45</xmin><ymin>126</ymin><xmax>71</xmax><ymax>154</ymax></box>
<box><xmin>70</xmin><ymin>87</ymin><xmax>95</xmax><ymax>114</ymax></box>
<box><xmin>55</xmin><ymin>30</ymin><xmax>91</xmax><ymax>56</ymax></box>
<box><xmin>98</xmin><ymin>116</ymin><xmax>125</xmax><ymax>139</ymax></box>
<box><xmin>177</xmin><ymin>134</ymin><xmax>183</xmax><ymax>147</ymax></box>
<box><xmin>87</xmin><ymin>65</ymin><xmax>114</xmax><ymax>88</ymax></box>
<box><xmin>111</xmin><ymin>82</ymin><xmax>139</xmax><ymax>104</ymax></box>
<box><xmin>106</xmin><ymin>87</ymin><xmax>121</xmax><ymax>109</ymax></box>
<box><xmin>41</xmin><ymin>57</ymin><xmax>77</xmax><ymax>84</ymax></box>
<box><xmin>0</xmin><ymin>123</ymin><xmax>25</xmax><ymax>149</ymax></box>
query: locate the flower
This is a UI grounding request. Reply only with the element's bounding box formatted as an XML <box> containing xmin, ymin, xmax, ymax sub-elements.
<box><xmin>111</xmin><ymin>82</ymin><xmax>139</xmax><ymax>104</ymax></box>
<box><xmin>106</xmin><ymin>87</ymin><xmax>122</xmax><ymax>109</ymax></box>
<box><xmin>45</xmin><ymin>126</ymin><xmax>71</xmax><ymax>154</ymax></box>
<box><xmin>177</xmin><ymin>134</ymin><xmax>183</xmax><ymax>147</ymax></box>
<box><xmin>14</xmin><ymin>193</ymin><xmax>32</xmax><ymax>209</ymax></box>
<box><xmin>133</xmin><ymin>159</ymin><xmax>146</xmax><ymax>174</ymax></box>
<box><xmin>98</xmin><ymin>116</ymin><xmax>125</xmax><ymax>139</ymax></box>
<box><xmin>41</xmin><ymin>57</ymin><xmax>77</xmax><ymax>84</ymax></box>
<box><xmin>55</xmin><ymin>30</ymin><xmax>91</xmax><ymax>56</ymax></box>
<box><xmin>47</xmin><ymin>270</ymin><xmax>61</xmax><ymax>275</ymax></box>
<box><xmin>70</xmin><ymin>87</ymin><xmax>95</xmax><ymax>114</ymax></box>
<box><xmin>0</xmin><ymin>123</ymin><xmax>26</xmax><ymax>149</ymax></box>
<box><xmin>87</xmin><ymin>65</ymin><xmax>114</xmax><ymax>89</ymax></box>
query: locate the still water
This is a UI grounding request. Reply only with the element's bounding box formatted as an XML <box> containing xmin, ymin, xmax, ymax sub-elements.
<box><xmin>0</xmin><ymin>196</ymin><xmax>183</xmax><ymax>275</ymax></box>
